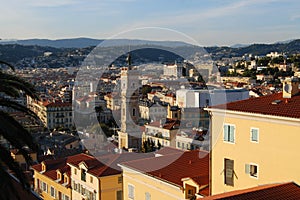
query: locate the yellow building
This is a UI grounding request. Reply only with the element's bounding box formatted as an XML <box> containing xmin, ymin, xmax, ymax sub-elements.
<box><xmin>33</xmin><ymin>153</ymin><xmax>134</xmax><ymax>200</ymax></box>
<box><xmin>32</xmin><ymin>157</ymin><xmax>73</xmax><ymax>200</ymax></box>
<box><xmin>119</xmin><ymin>150</ymin><xmax>209</xmax><ymax>200</ymax></box>
<box><xmin>206</xmin><ymin>77</ymin><xmax>300</xmax><ymax>195</ymax></box>
<box><xmin>68</xmin><ymin>153</ymin><xmax>123</xmax><ymax>200</ymax></box>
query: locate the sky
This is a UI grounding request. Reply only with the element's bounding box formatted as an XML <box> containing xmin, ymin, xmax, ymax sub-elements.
<box><xmin>0</xmin><ymin>0</ymin><xmax>300</xmax><ymax>46</ymax></box>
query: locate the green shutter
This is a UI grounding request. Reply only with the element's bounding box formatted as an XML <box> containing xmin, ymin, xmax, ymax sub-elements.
<box><xmin>245</xmin><ymin>164</ymin><xmax>250</xmax><ymax>174</ymax></box>
<box><xmin>224</xmin><ymin>125</ymin><xmax>229</xmax><ymax>141</ymax></box>
<box><xmin>229</xmin><ymin>126</ymin><xmax>235</xmax><ymax>142</ymax></box>
<box><xmin>251</xmin><ymin>129</ymin><xmax>258</xmax><ymax>141</ymax></box>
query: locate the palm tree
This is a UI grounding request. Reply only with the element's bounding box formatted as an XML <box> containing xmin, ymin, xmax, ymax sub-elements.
<box><xmin>0</xmin><ymin>61</ymin><xmax>39</xmax><ymax>199</ymax></box>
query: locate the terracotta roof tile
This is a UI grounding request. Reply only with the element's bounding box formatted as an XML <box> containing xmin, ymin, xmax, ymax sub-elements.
<box><xmin>210</xmin><ymin>91</ymin><xmax>300</xmax><ymax>119</ymax></box>
<box><xmin>121</xmin><ymin>150</ymin><xmax>209</xmax><ymax>187</ymax></box>
<box><xmin>202</xmin><ymin>182</ymin><xmax>300</xmax><ymax>200</ymax></box>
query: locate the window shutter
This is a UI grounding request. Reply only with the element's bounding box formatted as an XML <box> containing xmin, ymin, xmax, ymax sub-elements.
<box><xmin>230</xmin><ymin>126</ymin><xmax>235</xmax><ymax>142</ymax></box>
<box><xmin>224</xmin><ymin>159</ymin><xmax>234</xmax><ymax>186</ymax></box>
<box><xmin>251</xmin><ymin>129</ymin><xmax>258</xmax><ymax>141</ymax></box>
<box><xmin>224</xmin><ymin>125</ymin><xmax>228</xmax><ymax>141</ymax></box>
<box><xmin>245</xmin><ymin>164</ymin><xmax>250</xmax><ymax>174</ymax></box>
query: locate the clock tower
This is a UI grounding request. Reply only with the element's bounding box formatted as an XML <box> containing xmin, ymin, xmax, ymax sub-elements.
<box><xmin>118</xmin><ymin>53</ymin><xmax>141</xmax><ymax>150</ymax></box>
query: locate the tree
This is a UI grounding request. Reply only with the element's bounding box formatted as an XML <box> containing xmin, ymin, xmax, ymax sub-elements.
<box><xmin>0</xmin><ymin>61</ymin><xmax>39</xmax><ymax>200</ymax></box>
<box><xmin>157</xmin><ymin>140</ymin><xmax>162</xmax><ymax>150</ymax></box>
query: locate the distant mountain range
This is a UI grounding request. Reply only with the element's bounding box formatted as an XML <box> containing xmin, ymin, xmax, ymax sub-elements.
<box><xmin>0</xmin><ymin>38</ymin><xmax>191</xmax><ymax>48</ymax></box>
<box><xmin>1</xmin><ymin>38</ymin><xmax>300</xmax><ymax>64</ymax></box>
<box><xmin>0</xmin><ymin>38</ymin><xmax>103</xmax><ymax>48</ymax></box>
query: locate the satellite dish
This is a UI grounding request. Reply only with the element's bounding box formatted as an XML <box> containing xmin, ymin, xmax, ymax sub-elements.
<box><xmin>284</xmin><ymin>84</ymin><xmax>292</xmax><ymax>93</ymax></box>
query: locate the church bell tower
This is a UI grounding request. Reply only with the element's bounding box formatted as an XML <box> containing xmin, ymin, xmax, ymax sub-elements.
<box><xmin>118</xmin><ymin>53</ymin><xmax>141</xmax><ymax>150</ymax></box>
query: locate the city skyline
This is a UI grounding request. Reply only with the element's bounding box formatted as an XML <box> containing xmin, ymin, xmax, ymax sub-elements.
<box><xmin>1</xmin><ymin>0</ymin><xmax>300</xmax><ymax>46</ymax></box>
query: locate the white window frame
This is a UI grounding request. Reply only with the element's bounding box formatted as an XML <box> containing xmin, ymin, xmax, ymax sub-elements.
<box><xmin>223</xmin><ymin>124</ymin><xmax>235</xmax><ymax>143</ymax></box>
<box><xmin>42</xmin><ymin>182</ymin><xmax>47</xmax><ymax>192</ymax></box>
<box><xmin>50</xmin><ymin>186</ymin><xmax>55</xmax><ymax>197</ymax></box>
<box><xmin>128</xmin><ymin>184</ymin><xmax>135</xmax><ymax>199</ymax></box>
<box><xmin>245</xmin><ymin>163</ymin><xmax>259</xmax><ymax>178</ymax></box>
<box><xmin>145</xmin><ymin>192</ymin><xmax>151</xmax><ymax>200</ymax></box>
<box><xmin>250</xmin><ymin>127</ymin><xmax>259</xmax><ymax>143</ymax></box>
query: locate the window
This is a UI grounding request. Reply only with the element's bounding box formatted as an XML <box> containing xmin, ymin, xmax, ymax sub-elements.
<box><xmin>224</xmin><ymin>124</ymin><xmax>235</xmax><ymax>143</ymax></box>
<box><xmin>42</xmin><ymin>182</ymin><xmax>47</xmax><ymax>192</ymax></box>
<box><xmin>250</xmin><ymin>128</ymin><xmax>259</xmax><ymax>142</ymax></box>
<box><xmin>224</xmin><ymin>158</ymin><xmax>234</xmax><ymax>186</ymax></box>
<box><xmin>118</xmin><ymin>176</ymin><xmax>122</xmax><ymax>184</ymax></box>
<box><xmin>177</xmin><ymin>142</ymin><xmax>180</xmax><ymax>148</ymax></box>
<box><xmin>73</xmin><ymin>181</ymin><xmax>77</xmax><ymax>191</ymax></box>
<box><xmin>132</xmin><ymin>108</ymin><xmax>136</xmax><ymax>117</ymax></box>
<box><xmin>50</xmin><ymin>186</ymin><xmax>55</xmax><ymax>197</ymax></box>
<box><xmin>90</xmin><ymin>176</ymin><xmax>93</xmax><ymax>183</ymax></box>
<box><xmin>128</xmin><ymin>184</ymin><xmax>135</xmax><ymax>199</ymax></box>
<box><xmin>62</xmin><ymin>194</ymin><xmax>69</xmax><ymax>200</ymax></box>
<box><xmin>245</xmin><ymin>164</ymin><xmax>258</xmax><ymax>178</ymax></box>
<box><xmin>81</xmin><ymin>169</ymin><xmax>86</xmax><ymax>181</ymax></box>
<box><xmin>74</xmin><ymin>168</ymin><xmax>77</xmax><ymax>175</ymax></box>
<box><xmin>117</xmin><ymin>190</ymin><xmax>123</xmax><ymax>200</ymax></box>
<box><xmin>145</xmin><ymin>192</ymin><xmax>151</xmax><ymax>200</ymax></box>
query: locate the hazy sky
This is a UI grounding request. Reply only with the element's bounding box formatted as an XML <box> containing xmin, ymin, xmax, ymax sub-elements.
<box><xmin>1</xmin><ymin>0</ymin><xmax>300</xmax><ymax>46</ymax></box>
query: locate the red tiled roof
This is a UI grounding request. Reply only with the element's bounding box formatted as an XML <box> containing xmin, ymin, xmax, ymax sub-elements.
<box><xmin>120</xmin><ymin>150</ymin><xmax>209</xmax><ymax>188</ymax></box>
<box><xmin>202</xmin><ymin>182</ymin><xmax>300</xmax><ymax>200</ymax></box>
<box><xmin>147</xmin><ymin>119</ymin><xmax>180</xmax><ymax>130</ymax></box>
<box><xmin>32</xmin><ymin>153</ymin><xmax>93</xmax><ymax>184</ymax></box>
<box><xmin>210</xmin><ymin>91</ymin><xmax>300</xmax><ymax>119</ymax></box>
<box><xmin>155</xmin><ymin>146</ymin><xmax>185</xmax><ymax>156</ymax></box>
<box><xmin>45</xmin><ymin>102</ymin><xmax>71</xmax><ymax>107</ymax></box>
<box><xmin>67</xmin><ymin>152</ymin><xmax>154</xmax><ymax>177</ymax></box>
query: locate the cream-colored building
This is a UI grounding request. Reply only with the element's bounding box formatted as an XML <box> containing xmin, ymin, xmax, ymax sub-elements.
<box><xmin>33</xmin><ymin>153</ymin><xmax>128</xmax><ymax>200</ymax></box>
<box><xmin>206</xmin><ymin>77</ymin><xmax>300</xmax><ymax>195</ymax></box>
<box><xmin>104</xmin><ymin>92</ymin><xmax>121</xmax><ymax>111</ymax></box>
<box><xmin>27</xmin><ymin>97</ymin><xmax>73</xmax><ymax>130</ymax></box>
<box><xmin>69</xmin><ymin>153</ymin><xmax>123</xmax><ymax>200</ymax></box>
<box><xmin>119</xmin><ymin>150</ymin><xmax>209</xmax><ymax>200</ymax></box>
<box><xmin>143</xmin><ymin>119</ymin><xmax>179</xmax><ymax>148</ymax></box>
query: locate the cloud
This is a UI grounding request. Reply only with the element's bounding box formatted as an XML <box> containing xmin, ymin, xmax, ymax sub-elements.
<box><xmin>130</xmin><ymin>0</ymin><xmax>280</xmax><ymax>27</ymax></box>
<box><xmin>290</xmin><ymin>14</ymin><xmax>300</xmax><ymax>21</ymax></box>
<box><xmin>26</xmin><ymin>0</ymin><xmax>81</xmax><ymax>7</ymax></box>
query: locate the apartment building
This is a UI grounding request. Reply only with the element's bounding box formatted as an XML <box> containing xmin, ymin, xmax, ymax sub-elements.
<box><xmin>119</xmin><ymin>150</ymin><xmax>209</xmax><ymax>200</ymax></box>
<box><xmin>205</xmin><ymin>77</ymin><xmax>300</xmax><ymax>195</ymax></box>
<box><xmin>27</xmin><ymin>97</ymin><xmax>73</xmax><ymax>130</ymax></box>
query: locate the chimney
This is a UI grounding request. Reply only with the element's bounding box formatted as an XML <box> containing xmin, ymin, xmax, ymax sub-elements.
<box><xmin>282</xmin><ymin>77</ymin><xmax>299</xmax><ymax>98</ymax></box>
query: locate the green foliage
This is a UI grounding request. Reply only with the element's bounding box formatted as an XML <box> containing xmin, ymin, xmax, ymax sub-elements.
<box><xmin>0</xmin><ymin>61</ymin><xmax>39</xmax><ymax>200</ymax></box>
<box><xmin>257</xmin><ymin>57</ymin><xmax>271</xmax><ymax>66</ymax></box>
<box><xmin>141</xmin><ymin>138</ymin><xmax>157</xmax><ymax>153</ymax></box>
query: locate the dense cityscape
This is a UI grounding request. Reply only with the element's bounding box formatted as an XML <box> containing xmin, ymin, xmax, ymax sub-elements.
<box><xmin>1</xmin><ymin>37</ymin><xmax>300</xmax><ymax>199</ymax></box>
<box><xmin>2</xmin><ymin>0</ymin><xmax>300</xmax><ymax>199</ymax></box>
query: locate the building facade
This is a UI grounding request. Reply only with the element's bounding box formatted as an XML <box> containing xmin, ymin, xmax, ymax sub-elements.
<box><xmin>119</xmin><ymin>150</ymin><xmax>209</xmax><ymax>200</ymax></box>
<box><xmin>206</xmin><ymin>77</ymin><xmax>300</xmax><ymax>195</ymax></box>
<box><xmin>27</xmin><ymin>97</ymin><xmax>73</xmax><ymax>130</ymax></box>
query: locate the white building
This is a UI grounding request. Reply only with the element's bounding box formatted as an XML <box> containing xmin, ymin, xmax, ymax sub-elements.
<box><xmin>176</xmin><ymin>128</ymin><xmax>209</xmax><ymax>151</ymax></box>
<box><xmin>163</xmin><ymin>63</ymin><xmax>183</xmax><ymax>79</ymax></box>
<box><xmin>176</xmin><ymin>87</ymin><xmax>249</xmax><ymax>108</ymax></box>
<box><xmin>139</xmin><ymin>101</ymin><xmax>167</xmax><ymax>122</ymax></box>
